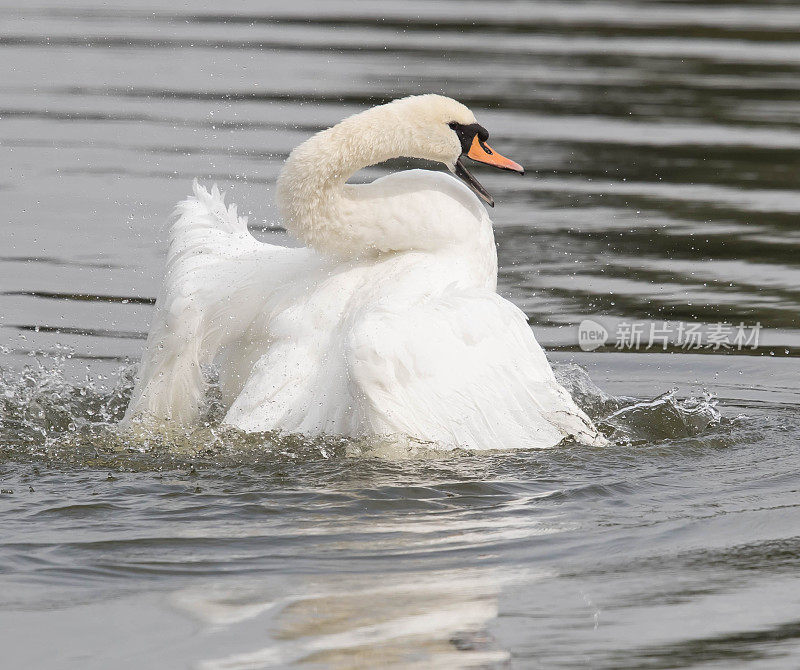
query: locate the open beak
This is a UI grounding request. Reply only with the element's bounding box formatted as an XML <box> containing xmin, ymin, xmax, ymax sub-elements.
<box><xmin>453</xmin><ymin>136</ymin><xmax>524</xmax><ymax>207</ymax></box>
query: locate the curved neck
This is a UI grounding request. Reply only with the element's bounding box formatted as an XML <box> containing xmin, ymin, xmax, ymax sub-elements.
<box><xmin>277</xmin><ymin>105</ymin><xmax>410</xmax><ymax>257</ymax></box>
<box><xmin>275</xmin><ymin>100</ymin><xmax>495</xmax><ymax>285</ymax></box>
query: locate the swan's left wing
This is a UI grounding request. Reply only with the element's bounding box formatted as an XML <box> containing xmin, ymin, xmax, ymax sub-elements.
<box><xmin>123</xmin><ymin>181</ymin><xmax>318</xmax><ymax>427</ymax></box>
<box><xmin>347</xmin><ymin>288</ymin><xmax>605</xmax><ymax>449</ymax></box>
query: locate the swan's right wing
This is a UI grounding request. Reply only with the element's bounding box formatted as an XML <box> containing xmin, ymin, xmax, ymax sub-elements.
<box><xmin>123</xmin><ymin>180</ymin><xmax>317</xmax><ymax>426</ymax></box>
<box><xmin>346</xmin><ymin>288</ymin><xmax>605</xmax><ymax>449</ymax></box>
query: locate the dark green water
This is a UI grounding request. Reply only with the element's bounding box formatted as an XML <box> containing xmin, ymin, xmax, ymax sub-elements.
<box><xmin>1</xmin><ymin>1</ymin><xmax>799</xmax><ymax>668</ymax></box>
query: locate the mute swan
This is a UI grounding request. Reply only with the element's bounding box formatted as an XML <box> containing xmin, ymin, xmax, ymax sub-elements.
<box><xmin>123</xmin><ymin>94</ymin><xmax>606</xmax><ymax>450</ymax></box>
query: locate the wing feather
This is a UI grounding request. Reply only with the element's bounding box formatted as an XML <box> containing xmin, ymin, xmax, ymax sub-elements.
<box><xmin>123</xmin><ymin>181</ymin><xmax>315</xmax><ymax>426</ymax></box>
<box><xmin>346</xmin><ymin>289</ymin><xmax>604</xmax><ymax>449</ymax></box>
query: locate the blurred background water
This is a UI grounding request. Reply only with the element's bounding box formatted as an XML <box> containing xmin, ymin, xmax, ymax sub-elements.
<box><xmin>1</xmin><ymin>1</ymin><xmax>800</xmax><ymax>668</ymax></box>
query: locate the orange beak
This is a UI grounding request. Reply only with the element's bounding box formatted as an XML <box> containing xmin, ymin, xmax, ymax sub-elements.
<box><xmin>466</xmin><ymin>136</ymin><xmax>524</xmax><ymax>174</ymax></box>
<box><xmin>452</xmin><ymin>134</ymin><xmax>524</xmax><ymax>207</ymax></box>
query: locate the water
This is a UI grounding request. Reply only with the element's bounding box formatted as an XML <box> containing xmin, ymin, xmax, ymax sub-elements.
<box><xmin>1</xmin><ymin>0</ymin><xmax>800</xmax><ymax>667</ymax></box>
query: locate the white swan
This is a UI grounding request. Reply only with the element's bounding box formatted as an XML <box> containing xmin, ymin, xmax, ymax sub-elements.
<box><xmin>123</xmin><ymin>94</ymin><xmax>606</xmax><ymax>450</ymax></box>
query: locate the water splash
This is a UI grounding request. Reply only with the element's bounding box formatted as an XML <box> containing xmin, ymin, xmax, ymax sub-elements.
<box><xmin>0</xmin><ymin>352</ymin><xmax>346</xmax><ymax>468</ymax></box>
<box><xmin>0</xmin><ymin>351</ymin><xmax>133</xmax><ymax>451</ymax></box>
<box><xmin>600</xmin><ymin>390</ymin><xmax>721</xmax><ymax>444</ymax></box>
<box><xmin>0</xmin><ymin>355</ymin><xmax>724</xmax><ymax>468</ymax></box>
<box><xmin>554</xmin><ymin>363</ymin><xmax>722</xmax><ymax>445</ymax></box>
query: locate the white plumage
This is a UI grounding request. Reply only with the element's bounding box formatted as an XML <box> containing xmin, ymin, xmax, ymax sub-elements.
<box><xmin>123</xmin><ymin>95</ymin><xmax>606</xmax><ymax>449</ymax></box>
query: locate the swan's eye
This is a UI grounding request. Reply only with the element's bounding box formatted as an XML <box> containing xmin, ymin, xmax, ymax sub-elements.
<box><xmin>448</xmin><ymin>122</ymin><xmax>490</xmax><ymax>155</ymax></box>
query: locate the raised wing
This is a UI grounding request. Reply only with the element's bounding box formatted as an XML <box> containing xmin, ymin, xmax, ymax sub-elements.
<box><xmin>123</xmin><ymin>181</ymin><xmax>317</xmax><ymax>426</ymax></box>
<box><xmin>345</xmin><ymin>288</ymin><xmax>605</xmax><ymax>450</ymax></box>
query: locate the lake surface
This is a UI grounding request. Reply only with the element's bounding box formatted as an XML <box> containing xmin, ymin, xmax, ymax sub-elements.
<box><xmin>1</xmin><ymin>1</ymin><xmax>800</xmax><ymax>668</ymax></box>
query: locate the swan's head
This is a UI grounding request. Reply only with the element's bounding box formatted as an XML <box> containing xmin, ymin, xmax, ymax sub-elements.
<box><xmin>386</xmin><ymin>94</ymin><xmax>524</xmax><ymax>207</ymax></box>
